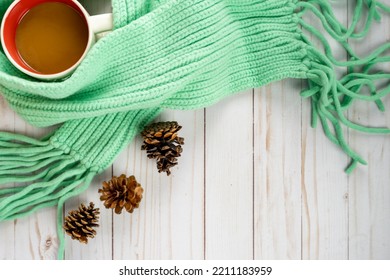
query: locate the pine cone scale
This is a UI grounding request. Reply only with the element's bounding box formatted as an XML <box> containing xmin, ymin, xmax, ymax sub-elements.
<box><xmin>141</xmin><ymin>121</ymin><xmax>184</xmax><ymax>175</ymax></box>
<box><xmin>164</xmin><ymin>132</ymin><xmax>173</xmax><ymax>138</ymax></box>
<box><xmin>63</xmin><ymin>202</ymin><xmax>99</xmax><ymax>244</ymax></box>
<box><xmin>99</xmin><ymin>174</ymin><xmax>143</xmax><ymax>214</ymax></box>
<box><xmin>71</xmin><ymin>232</ymin><xmax>81</xmax><ymax>238</ymax></box>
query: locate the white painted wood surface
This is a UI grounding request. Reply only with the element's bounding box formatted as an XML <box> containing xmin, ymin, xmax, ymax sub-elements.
<box><xmin>0</xmin><ymin>0</ymin><xmax>389</xmax><ymax>260</ymax></box>
<box><xmin>301</xmin><ymin>2</ymin><xmax>350</xmax><ymax>259</ymax></box>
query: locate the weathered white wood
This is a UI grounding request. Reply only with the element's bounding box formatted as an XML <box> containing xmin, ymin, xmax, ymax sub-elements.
<box><xmin>58</xmin><ymin>0</ymin><xmax>113</xmax><ymax>260</ymax></box>
<box><xmin>205</xmin><ymin>91</ymin><xmax>253</xmax><ymax>259</ymax></box>
<box><xmin>113</xmin><ymin>110</ymin><xmax>205</xmax><ymax>259</ymax></box>
<box><xmin>0</xmin><ymin>0</ymin><xmax>113</xmax><ymax>260</ymax></box>
<box><xmin>301</xmin><ymin>2</ymin><xmax>349</xmax><ymax>259</ymax></box>
<box><xmin>0</xmin><ymin>0</ymin><xmax>389</xmax><ymax>261</ymax></box>
<box><xmin>253</xmin><ymin>80</ymin><xmax>302</xmax><ymax>259</ymax></box>
<box><xmin>348</xmin><ymin>6</ymin><xmax>390</xmax><ymax>259</ymax></box>
<box><xmin>12</xmin><ymin>114</ymin><xmax>57</xmax><ymax>259</ymax></box>
<box><xmin>64</xmin><ymin>170</ymin><xmax>113</xmax><ymax>259</ymax></box>
<box><xmin>349</xmin><ymin>103</ymin><xmax>390</xmax><ymax>259</ymax></box>
<box><xmin>0</xmin><ymin>96</ymin><xmax>15</xmax><ymax>259</ymax></box>
<box><xmin>62</xmin><ymin>0</ymin><xmax>114</xmax><ymax>260</ymax></box>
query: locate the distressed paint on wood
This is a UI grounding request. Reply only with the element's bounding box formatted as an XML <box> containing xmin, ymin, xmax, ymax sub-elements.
<box><xmin>301</xmin><ymin>2</ymin><xmax>349</xmax><ymax>260</ymax></box>
<box><xmin>0</xmin><ymin>96</ymin><xmax>15</xmax><ymax>260</ymax></box>
<box><xmin>12</xmin><ymin>113</ymin><xmax>57</xmax><ymax>259</ymax></box>
<box><xmin>64</xmin><ymin>170</ymin><xmax>113</xmax><ymax>260</ymax></box>
<box><xmin>0</xmin><ymin>0</ymin><xmax>389</xmax><ymax>260</ymax></box>
<box><xmin>348</xmin><ymin>4</ymin><xmax>390</xmax><ymax>260</ymax></box>
<box><xmin>254</xmin><ymin>79</ymin><xmax>302</xmax><ymax>260</ymax></box>
<box><xmin>113</xmin><ymin>110</ymin><xmax>205</xmax><ymax>260</ymax></box>
<box><xmin>205</xmin><ymin>91</ymin><xmax>254</xmax><ymax>260</ymax></box>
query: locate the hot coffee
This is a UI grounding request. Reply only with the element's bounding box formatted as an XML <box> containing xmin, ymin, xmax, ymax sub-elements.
<box><xmin>15</xmin><ymin>2</ymin><xmax>89</xmax><ymax>74</ymax></box>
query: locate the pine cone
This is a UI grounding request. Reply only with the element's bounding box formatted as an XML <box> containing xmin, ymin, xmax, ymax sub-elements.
<box><xmin>63</xmin><ymin>202</ymin><xmax>99</xmax><ymax>244</ymax></box>
<box><xmin>141</xmin><ymin>121</ymin><xmax>184</xmax><ymax>175</ymax></box>
<box><xmin>98</xmin><ymin>174</ymin><xmax>143</xmax><ymax>214</ymax></box>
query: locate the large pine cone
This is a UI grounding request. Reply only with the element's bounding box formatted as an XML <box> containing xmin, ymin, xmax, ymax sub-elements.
<box><xmin>141</xmin><ymin>121</ymin><xmax>184</xmax><ymax>175</ymax></box>
<box><xmin>63</xmin><ymin>202</ymin><xmax>99</xmax><ymax>244</ymax></box>
<box><xmin>98</xmin><ymin>174</ymin><xmax>143</xmax><ymax>214</ymax></box>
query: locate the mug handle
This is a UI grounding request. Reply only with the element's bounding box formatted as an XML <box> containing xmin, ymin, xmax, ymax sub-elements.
<box><xmin>89</xmin><ymin>13</ymin><xmax>113</xmax><ymax>35</ymax></box>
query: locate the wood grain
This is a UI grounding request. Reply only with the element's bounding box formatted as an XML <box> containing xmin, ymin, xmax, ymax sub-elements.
<box><xmin>301</xmin><ymin>2</ymin><xmax>349</xmax><ymax>259</ymax></box>
<box><xmin>0</xmin><ymin>0</ymin><xmax>389</xmax><ymax>260</ymax></box>
<box><xmin>0</xmin><ymin>96</ymin><xmax>15</xmax><ymax>260</ymax></box>
<box><xmin>113</xmin><ymin>110</ymin><xmax>205</xmax><ymax>260</ymax></box>
<box><xmin>12</xmin><ymin>112</ymin><xmax>56</xmax><ymax>259</ymax></box>
<box><xmin>348</xmin><ymin>3</ymin><xmax>390</xmax><ymax>260</ymax></box>
<box><xmin>254</xmin><ymin>79</ymin><xmax>302</xmax><ymax>260</ymax></box>
<box><xmin>64</xmin><ymin>171</ymin><xmax>113</xmax><ymax>259</ymax></box>
<box><xmin>205</xmin><ymin>91</ymin><xmax>253</xmax><ymax>260</ymax></box>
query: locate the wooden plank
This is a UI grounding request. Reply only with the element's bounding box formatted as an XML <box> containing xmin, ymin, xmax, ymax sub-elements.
<box><xmin>64</xmin><ymin>170</ymin><xmax>113</xmax><ymax>259</ymax></box>
<box><xmin>113</xmin><ymin>110</ymin><xmax>205</xmax><ymax>259</ymax></box>
<box><xmin>62</xmin><ymin>0</ymin><xmax>114</xmax><ymax>260</ymax></box>
<box><xmin>253</xmin><ymin>80</ymin><xmax>302</xmax><ymax>259</ymax></box>
<box><xmin>1</xmin><ymin>0</ymin><xmax>389</xmax><ymax>261</ymax></box>
<box><xmin>348</xmin><ymin>6</ymin><xmax>390</xmax><ymax>259</ymax></box>
<box><xmin>301</xmin><ymin>2</ymin><xmax>349</xmax><ymax>259</ymax></box>
<box><xmin>205</xmin><ymin>91</ymin><xmax>253</xmax><ymax>260</ymax></box>
<box><xmin>12</xmin><ymin>114</ymin><xmax>57</xmax><ymax>259</ymax></box>
<box><xmin>0</xmin><ymin>96</ymin><xmax>15</xmax><ymax>259</ymax></box>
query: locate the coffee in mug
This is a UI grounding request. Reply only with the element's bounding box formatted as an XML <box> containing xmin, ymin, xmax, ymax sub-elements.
<box><xmin>1</xmin><ymin>0</ymin><xmax>113</xmax><ymax>80</ymax></box>
<box><xmin>15</xmin><ymin>2</ymin><xmax>89</xmax><ymax>75</ymax></box>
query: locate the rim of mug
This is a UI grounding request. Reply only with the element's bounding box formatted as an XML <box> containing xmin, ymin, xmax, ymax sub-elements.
<box><xmin>1</xmin><ymin>0</ymin><xmax>94</xmax><ymax>80</ymax></box>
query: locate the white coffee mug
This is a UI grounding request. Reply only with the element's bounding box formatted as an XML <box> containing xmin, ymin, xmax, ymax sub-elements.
<box><xmin>1</xmin><ymin>0</ymin><xmax>113</xmax><ymax>80</ymax></box>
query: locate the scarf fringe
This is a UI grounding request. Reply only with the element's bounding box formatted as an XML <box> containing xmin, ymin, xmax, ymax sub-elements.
<box><xmin>0</xmin><ymin>131</ymin><xmax>97</xmax><ymax>259</ymax></box>
<box><xmin>297</xmin><ymin>0</ymin><xmax>390</xmax><ymax>173</ymax></box>
<box><xmin>0</xmin><ymin>0</ymin><xmax>389</xmax><ymax>259</ymax></box>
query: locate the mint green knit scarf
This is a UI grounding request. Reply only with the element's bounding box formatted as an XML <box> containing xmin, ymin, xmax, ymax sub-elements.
<box><xmin>0</xmin><ymin>0</ymin><xmax>389</xmax><ymax>259</ymax></box>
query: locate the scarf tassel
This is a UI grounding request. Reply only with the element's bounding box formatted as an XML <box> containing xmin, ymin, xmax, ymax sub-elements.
<box><xmin>297</xmin><ymin>0</ymin><xmax>390</xmax><ymax>173</ymax></box>
<box><xmin>0</xmin><ymin>0</ymin><xmax>389</xmax><ymax>259</ymax></box>
<box><xmin>0</xmin><ymin>132</ymin><xmax>97</xmax><ymax>259</ymax></box>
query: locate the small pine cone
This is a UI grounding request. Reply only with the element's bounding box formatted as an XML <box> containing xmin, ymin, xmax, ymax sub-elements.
<box><xmin>63</xmin><ymin>202</ymin><xmax>99</xmax><ymax>244</ymax></box>
<box><xmin>98</xmin><ymin>174</ymin><xmax>143</xmax><ymax>214</ymax></box>
<box><xmin>141</xmin><ymin>121</ymin><xmax>184</xmax><ymax>175</ymax></box>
